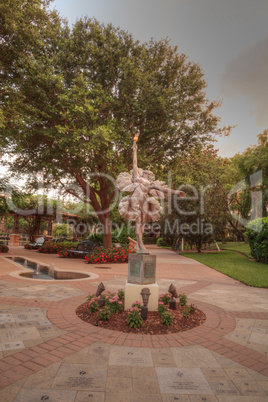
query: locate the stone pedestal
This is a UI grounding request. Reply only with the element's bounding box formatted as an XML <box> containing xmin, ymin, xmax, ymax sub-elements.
<box><xmin>124</xmin><ymin>281</ymin><xmax>159</xmax><ymax>311</ymax></box>
<box><xmin>125</xmin><ymin>253</ymin><xmax>159</xmax><ymax>311</ymax></box>
<box><xmin>128</xmin><ymin>253</ymin><xmax>156</xmax><ymax>284</ymax></box>
<box><xmin>9</xmin><ymin>234</ymin><xmax>20</xmax><ymax>247</ymax></box>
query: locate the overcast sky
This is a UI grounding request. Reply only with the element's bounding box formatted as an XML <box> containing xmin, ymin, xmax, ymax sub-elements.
<box><xmin>47</xmin><ymin>0</ymin><xmax>268</xmax><ymax>158</ymax></box>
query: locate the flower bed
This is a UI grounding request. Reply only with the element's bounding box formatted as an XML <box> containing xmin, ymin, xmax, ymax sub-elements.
<box><xmin>76</xmin><ymin>291</ymin><xmax>206</xmax><ymax>335</ymax></box>
<box><xmin>85</xmin><ymin>246</ymin><xmax>131</xmax><ymax>264</ymax></box>
<box><xmin>24</xmin><ymin>244</ymin><xmax>32</xmax><ymax>249</ymax></box>
<box><xmin>38</xmin><ymin>241</ymin><xmax>78</xmax><ymax>254</ymax></box>
<box><xmin>58</xmin><ymin>247</ymin><xmax>84</xmax><ymax>258</ymax></box>
<box><xmin>0</xmin><ymin>244</ymin><xmax>9</xmax><ymax>253</ymax></box>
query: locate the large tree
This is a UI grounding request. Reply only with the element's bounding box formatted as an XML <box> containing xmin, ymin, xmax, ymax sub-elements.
<box><xmin>160</xmin><ymin>146</ymin><xmax>231</xmax><ymax>252</ymax></box>
<box><xmin>227</xmin><ymin>130</ymin><xmax>268</xmax><ymax>236</ymax></box>
<box><xmin>0</xmin><ymin>1</ymin><xmax>230</xmax><ymax>247</ymax></box>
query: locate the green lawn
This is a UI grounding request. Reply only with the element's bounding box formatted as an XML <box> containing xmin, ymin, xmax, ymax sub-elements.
<box><xmin>216</xmin><ymin>241</ymin><xmax>252</xmax><ymax>258</ymax></box>
<box><xmin>180</xmin><ymin>250</ymin><xmax>268</xmax><ymax>288</ymax></box>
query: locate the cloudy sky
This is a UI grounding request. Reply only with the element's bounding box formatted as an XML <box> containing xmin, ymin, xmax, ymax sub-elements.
<box><xmin>49</xmin><ymin>0</ymin><xmax>266</xmax><ymax>157</ymax></box>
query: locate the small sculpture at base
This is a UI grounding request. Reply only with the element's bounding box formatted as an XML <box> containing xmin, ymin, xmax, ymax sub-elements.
<box><xmin>140</xmin><ymin>287</ymin><xmax>151</xmax><ymax>319</ymax></box>
<box><xmin>168</xmin><ymin>283</ymin><xmax>178</xmax><ymax>310</ymax></box>
<box><xmin>96</xmin><ymin>282</ymin><xmax>106</xmax><ymax>306</ymax></box>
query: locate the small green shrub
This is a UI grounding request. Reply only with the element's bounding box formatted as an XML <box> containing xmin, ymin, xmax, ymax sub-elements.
<box><xmin>98</xmin><ymin>306</ymin><xmax>111</xmax><ymax>320</ymax></box>
<box><xmin>246</xmin><ymin>218</ymin><xmax>268</xmax><ymax>263</ymax></box>
<box><xmin>157</xmin><ymin>238</ymin><xmax>168</xmax><ymax>247</ymax></box>
<box><xmin>0</xmin><ymin>244</ymin><xmax>9</xmax><ymax>253</ymax></box>
<box><xmin>117</xmin><ymin>289</ymin><xmax>125</xmax><ymax>300</ymax></box>
<box><xmin>161</xmin><ymin>311</ymin><xmax>173</xmax><ymax>326</ymax></box>
<box><xmin>159</xmin><ymin>293</ymin><xmax>172</xmax><ymax>305</ymax></box>
<box><xmin>88</xmin><ymin>232</ymin><xmax>103</xmax><ymax>244</ymax></box>
<box><xmin>127</xmin><ymin>305</ymin><xmax>143</xmax><ymax>328</ymax></box>
<box><xmin>182</xmin><ymin>309</ymin><xmax>190</xmax><ymax>318</ymax></box>
<box><xmin>189</xmin><ymin>304</ymin><xmax>195</xmax><ymax>314</ymax></box>
<box><xmin>131</xmin><ymin>301</ymin><xmax>141</xmax><ymax>309</ymax></box>
<box><xmin>88</xmin><ymin>297</ymin><xmax>99</xmax><ymax>313</ymax></box>
<box><xmin>39</xmin><ymin>241</ymin><xmax>78</xmax><ymax>254</ymax></box>
<box><xmin>178</xmin><ymin>293</ymin><xmax>187</xmax><ymax>306</ymax></box>
<box><xmin>57</xmin><ymin>249</ymin><xmax>75</xmax><ymax>258</ymax></box>
<box><xmin>24</xmin><ymin>243</ymin><xmax>32</xmax><ymax>249</ymax></box>
<box><xmin>143</xmin><ymin>237</ymin><xmax>157</xmax><ymax>244</ymax></box>
<box><xmin>112</xmin><ymin>227</ymin><xmax>136</xmax><ymax>243</ymax></box>
<box><xmin>158</xmin><ymin>302</ymin><xmax>168</xmax><ymax>315</ymax></box>
<box><xmin>88</xmin><ymin>227</ymin><xmax>137</xmax><ymax>245</ymax></box>
<box><xmin>105</xmin><ymin>292</ymin><xmax>123</xmax><ymax>313</ymax></box>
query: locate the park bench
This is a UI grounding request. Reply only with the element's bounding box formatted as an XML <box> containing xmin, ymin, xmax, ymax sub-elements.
<box><xmin>27</xmin><ymin>237</ymin><xmax>46</xmax><ymax>249</ymax></box>
<box><xmin>67</xmin><ymin>240</ymin><xmax>97</xmax><ymax>257</ymax></box>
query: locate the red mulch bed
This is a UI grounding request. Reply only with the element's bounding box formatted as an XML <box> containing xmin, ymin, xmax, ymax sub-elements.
<box><xmin>76</xmin><ymin>301</ymin><xmax>206</xmax><ymax>335</ymax></box>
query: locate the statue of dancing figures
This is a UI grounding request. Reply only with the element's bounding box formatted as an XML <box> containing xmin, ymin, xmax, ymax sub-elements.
<box><xmin>116</xmin><ymin>134</ymin><xmax>185</xmax><ymax>254</ymax></box>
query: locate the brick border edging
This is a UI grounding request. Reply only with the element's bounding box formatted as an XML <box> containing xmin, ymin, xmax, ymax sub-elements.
<box><xmin>50</xmin><ymin>295</ymin><xmax>268</xmax><ymax>376</ymax></box>
<box><xmin>1</xmin><ymin>296</ymin><xmax>268</xmax><ymax>389</ymax></box>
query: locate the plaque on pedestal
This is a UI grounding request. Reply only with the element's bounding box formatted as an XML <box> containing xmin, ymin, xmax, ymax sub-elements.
<box><xmin>128</xmin><ymin>253</ymin><xmax>156</xmax><ymax>284</ymax></box>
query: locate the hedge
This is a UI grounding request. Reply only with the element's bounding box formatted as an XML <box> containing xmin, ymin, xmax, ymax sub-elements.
<box><xmin>246</xmin><ymin>218</ymin><xmax>268</xmax><ymax>263</ymax></box>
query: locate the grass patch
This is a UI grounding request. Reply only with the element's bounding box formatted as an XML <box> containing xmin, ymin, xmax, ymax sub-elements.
<box><xmin>180</xmin><ymin>250</ymin><xmax>268</xmax><ymax>288</ymax></box>
<box><xmin>216</xmin><ymin>242</ymin><xmax>252</xmax><ymax>257</ymax></box>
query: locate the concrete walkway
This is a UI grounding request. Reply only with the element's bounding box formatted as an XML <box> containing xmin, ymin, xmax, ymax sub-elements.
<box><xmin>0</xmin><ymin>246</ymin><xmax>267</xmax><ymax>401</ymax></box>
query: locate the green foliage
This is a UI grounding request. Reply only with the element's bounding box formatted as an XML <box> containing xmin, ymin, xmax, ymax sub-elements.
<box><xmin>87</xmin><ymin>297</ymin><xmax>99</xmax><ymax>313</ymax></box>
<box><xmin>105</xmin><ymin>292</ymin><xmax>123</xmax><ymax>313</ymax></box>
<box><xmin>127</xmin><ymin>305</ymin><xmax>143</xmax><ymax>328</ymax></box>
<box><xmin>52</xmin><ymin>223</ymin><xmax>72</xmax><ymax>237</ymax></box>
<box><xmin>160</xmin><ymin>146</ymin><xmax>231</xmax><ymax>252</ymax></box>
<box><xmin>1</xmin><ymin>7</ymin><xmax>228</xmax><ymax>248</ymax></box>
<box><xmin>117</xmin><ymin>289</ymin><xmax>125</xmax><ymax>300</ymax></box>
<box><xmin>112</xmin><ymin>227</ymin><xmax>137</xmax><ymax>243</ymax></box>
<box><xmin>88</xmin><ymin>227</ymin><xmax>137</xmax><ymax>245</ymax></box>
<box><xmin>131</xmin><ymin>301</ymin><xmax>142</xmax><ymax>310</ymax></box>
<box><xmin>246</xmin><ymin>218</ymin><xmax>268</xmax><ymax>263</ymax></box>
<box><xmin>217</xmin><ymin>242</ymin><xmax>251</xmax><ymax>257</ymax></box>
<box><xmin>178</xmin><ymin>293</ymin><xmax>187</xmax><ymax>306</ymax></box>
<box><xmin>161</xmin><ymin>311</ymin><xmax>173</xmax><ymax>326</ymax></box>
<box><xmin>227</xmin><ymin>133</ymin><xmax>268</xmax><ymax>241</ymax></box>
<box><xmin>159</xmin><ymin>293</ymin><xmax>172</xmax><ymax>305</ymax></box>
<box><xmin>88</xmin><ymin>232</ymin><xmax>103</xmax><ymax>244</ymax></box>
<box><xmin>38</xmin><ymin>241</ymin><xmax>78</xmax><ymax>254</ymax></box>
<box><xmin>181</xmin><ymin>251</ymin><xmax>268</xmax><ymax>287</ymax></box>
<box><xmin>157</xmin><ymin>238</ymin><xmax>170</xmax><ymax>247</ymax></box>
<box><xmin>143</xmin><ymin>237</ymin><xmax>158</xmax><ymax>244</ymax></box>
<box><xmin>182</xmin><ymin>309</ymin><xmax>190</xmax><ymax>319</ymax></box>
<box><xmin>98</xmin><ymin>306</ymin><xmax>111</xmax><ymax>320</ymax></box>
<box><xmin>157</xmin><ymin>303</ymin><xmax>168</xmax><ymax>315</ymax></box>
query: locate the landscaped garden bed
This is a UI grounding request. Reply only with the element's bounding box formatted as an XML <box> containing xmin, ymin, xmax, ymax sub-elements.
<box><xmin>76</xmin><ymin>290</ymin><xmax>206</xmax><ymax>335</ymax></box>
<box><xmin>85</xmin><ymin>246</ymin><xmax>131</xmax><ymax>264</ymax></box>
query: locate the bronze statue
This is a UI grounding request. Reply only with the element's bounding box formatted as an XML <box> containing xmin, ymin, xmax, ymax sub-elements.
<box><xmin>116</xmin><ymin>134</ymin><xmax>185</xmax><ymax>254</ymax></box>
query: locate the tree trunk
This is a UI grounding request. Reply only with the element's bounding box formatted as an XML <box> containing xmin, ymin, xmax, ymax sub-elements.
<box><xmin>228</xmin><ymin>220</ymin><xmax>247</xmax><ymax>242</ymax></box>
<box><xmin>196</xmin><ymin>239</ymin><xmax>202</xmax><ymax>253</ymax></box>
<box><xmin>99</xmin><ymin>212</ymin><xmax>112</xmax><ymax>248</ymax></box>
<box><xmin>221</xmin><ymin>232</ymin><xmax>227</xmax><ymax>244</ymax></box>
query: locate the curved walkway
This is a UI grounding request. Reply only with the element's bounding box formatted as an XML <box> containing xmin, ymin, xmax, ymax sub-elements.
<box><xmin>0</xmin><ymin>246</ymin><xmax>267</xmax><ymax>401</ymax></box>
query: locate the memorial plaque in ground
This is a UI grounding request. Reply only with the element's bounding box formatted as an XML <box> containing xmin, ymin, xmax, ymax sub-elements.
<box><xmin>156</xmin><ymin>367</ymin><xmax>213</xmax><ymax>395</ymax></box>
<box><xmin>52</xmin><ymin>364</ymin><xmax>107</xmax><ymax>391</ymax></box>
<box><xmin>109</xmin><ymin>346</ymin><xmax>153</xmax><ymax>367</ymax></box>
